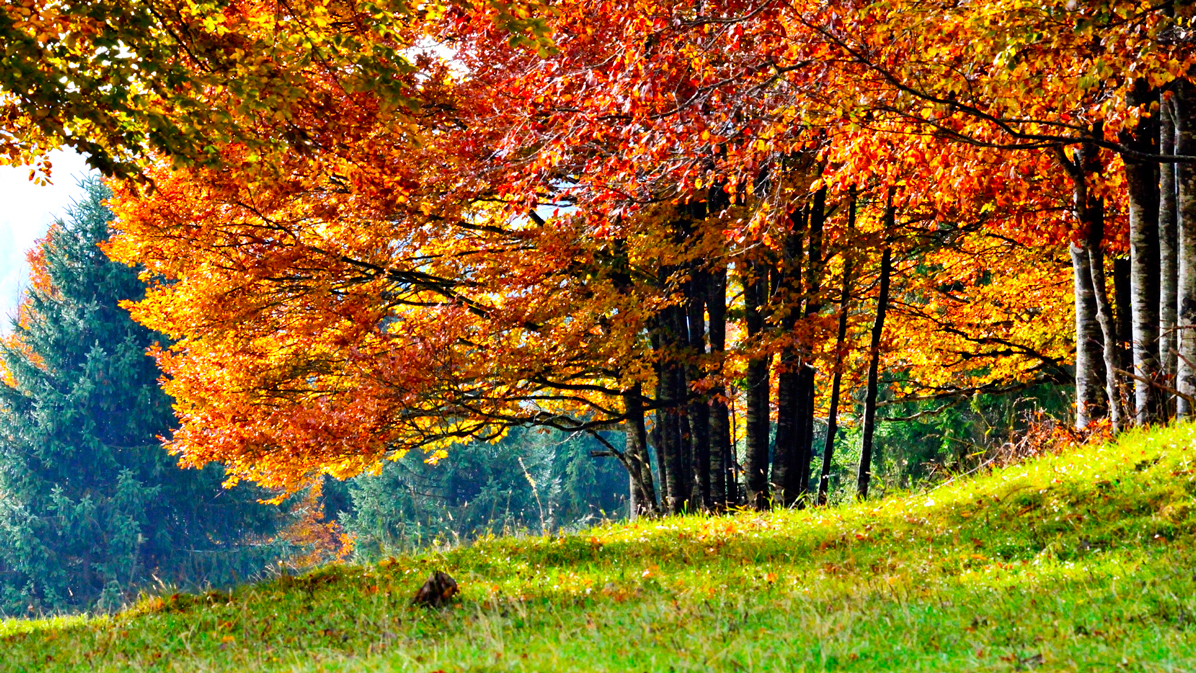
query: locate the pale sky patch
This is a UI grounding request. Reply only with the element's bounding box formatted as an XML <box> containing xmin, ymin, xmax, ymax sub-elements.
<box><xmin>0</xmin><ymin>148</ymin><xmax>95</xmax><ymax>331</ymax></box>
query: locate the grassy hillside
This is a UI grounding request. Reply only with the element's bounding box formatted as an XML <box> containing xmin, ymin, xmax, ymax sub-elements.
<box><xmin>4</xmin><ymin>425</ymin><xmax>1196</xmax><ymax>672</ymax></box>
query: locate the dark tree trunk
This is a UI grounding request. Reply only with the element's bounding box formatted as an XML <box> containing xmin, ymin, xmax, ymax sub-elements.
<box><xmin>772</xmin><ymin>207</ymin><xmax>805</xmax><ymax>507</ymax></box>
<box><xmin>1161</xmin><ymin>95</ymin><xmax>1180</xmax><ymax>417</ymax></box>
<box><xmin>707</xmin><ymin>263</ymin><xmax>732</xmax><ymax>508</ymax></box>
<box><xmin>1071</xmin><ymin>241</ymin><xmax>1105</xmax><ymax>428</ymax></box>
<box><xmin>773</xmin><ymin>370</ymin><xmax>801</xmax><ymax>504</ymax></box>
<box><xmin>672</xmin><ymin>304</ymin><xmax>693</xmax><ymax>510</ymax></box>
<box><xmin>1175</xmin><ymin>79</ymin><xmax>1196</xmax><ymax>418</ymax></box>
<box><xmin>797</xmin><ymin>367</ymin><xmax>816</xmax><ymax>498</ymax></box>
<box><xmin>818</xmin><ymin>198</ymin><xmax>855</xmax><ymax>506</ymax></box>
<box><xmin>686</xmin><ymin>268</ymin><xmax>710</xmax><ymax>510</ymax></box>
<box><xmin>1113</xmin><ymin>254</ymin><xmax>1133</xmax><ymax>405</ymax></box>
<box><xmin>798</xmin><ymin>188</ymin><xmax>826</xmax><ymax>499</ymax></box>
<box><xmin>742</xmin><ymin>259</ymin><xmax>772</xmax><ymax>510</ymax></box>
<box><xmin>649</xmin><ymin>399</ymin><xmax>667</xmax><ymax>508</ymax></box>
<box><xmin>857</xmin><ymin>221</ymin><xmax>892</xmax><ymax>500</ymax></box>
<box><xmin>651</xmin><ymin>306</ymin><xmax>685</xmax><ymax>513</ymax></box>
<box><xmin>1122</xmin><ymin>79</ymin><xmax>1163</xmax><ymax>425</ymax></box>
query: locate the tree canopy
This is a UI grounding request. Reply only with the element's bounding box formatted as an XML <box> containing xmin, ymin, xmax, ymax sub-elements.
<box><xmin>7</xmin><ymin>0</ymin><xmax>1195</xmax><ymax>516</ymax></box>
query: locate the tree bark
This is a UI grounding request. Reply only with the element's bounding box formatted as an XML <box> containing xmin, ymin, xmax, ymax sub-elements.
<box><xmin>1161</xmin><ymin>95</ymin><xmax>1180</xmax><ymax>417</ymax></box>
<box><xmin>1059</xmin><ymin>132</ymin><xmax>1118</xmax><ymax>430</ymax></box>
<box><xmin>798</xmin><ymin>188</ymin><xmax>826</xmax><ymax>499</ymax></box>
<box><xmin>772</xmin><ymin>207</ymin><xmax>805</xmax><ymax>506</ymax></box>
<box><xmin>1070</xmin><ymin>241</ymin><xmax>1104</xmax><ymax>428</ymax></box>
<box><xmin>857</xmin><ymin>202</ymin><xmax>893</xmax><ymax>501</ymax></box>
<box><xmin>742</xmin><ymin>259</ymin><xmax>772</xmax><ymax>510</ymax></box>
<box><xmin>1087</xmin><ymin>205</ymin><xmax>1124</xmax><ymax>432</ymax></box>
<box><xmin>1176</xmin><ymin>79</ymin><xmax>1196</xmax><ymax>418</ymax></box>
<box><xmin>1122</xmin><ymin>78</ymin><xmax>1163</xmax><ymax>425</ymax></box>
<box><xmin>672</xmin><ymin>304</ymin><xmax>693</xmax><ymax>510</ymax></box>
<box><xmin>818</xmin><ymin>201</ymin><xmax>854</xmax><ymax>506</ymax></box>
<box><xmin>707</xmin><ymin>263</ymin><xmax>732</xmax><ymax>508</ymax></box>
<box><xmin>686</xmin><ymin>268</ymin><xmax>710</xmax><ymax>510</ymax></box>
<box><xmin>623</xmin><ymin>386</ymin><xmax>659</xmax><ymax>517</ymax></box>
<box><xmin>651</xmin><ymin>305</ymin><xmax>686</xmax><ymax>513</ymax></box>
<box><xmin>1113</xmin><ymin>254</ymin><xmax>1133</xmax><ymax>408</ymax></box>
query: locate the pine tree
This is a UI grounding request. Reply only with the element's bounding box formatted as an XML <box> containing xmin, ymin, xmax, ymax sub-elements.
<box><xmin>340</xmin><ymin>427</ymin><xmax>628</xmax><ymax>560</ymax></box>
<box><xmin>0</xmin><ymin>179</ymin><xmax>285</xmax><ymax>615</ymax></box>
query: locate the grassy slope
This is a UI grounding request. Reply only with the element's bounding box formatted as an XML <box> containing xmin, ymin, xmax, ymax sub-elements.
<box><xmin>4</xmin><ymin>426</ymin><xmax>1196</xmax><ymax>672</ymax></box>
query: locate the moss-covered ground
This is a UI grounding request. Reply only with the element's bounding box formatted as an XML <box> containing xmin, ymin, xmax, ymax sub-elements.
<box><xmin>4</xmin><ymin>424</ymin><xmax>1196</xmax><ymax>672</ymax></box>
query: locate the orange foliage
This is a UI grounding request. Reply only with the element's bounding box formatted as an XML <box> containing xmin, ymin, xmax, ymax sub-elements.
<box><xmin>100</xmin><ymin>0</ymin><xmax>1190</xmax><ymax>491</ymax></box>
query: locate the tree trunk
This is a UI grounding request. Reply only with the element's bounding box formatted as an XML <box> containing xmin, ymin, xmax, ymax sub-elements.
<box><xmin>1176</xmin><ymin>79</ymin><xmax>1196</xmax><ymax>418</ymax></box>
<box><xmin>1122</xmin><ymin>79</ymin><xmax>1163</xmax><ymax>425</ymax></box>
<box><xmin>797</xmin><ymin>367</ymin><xmax>816</xmax><ymax>499</ymax></box>
<box><xmin>773</xmin><ymin>370</ymin><xmax>801</xmax><ymax>505</ymax></box>
<box><xmin>707</xmin><ymin>263</ymin><xmax>731</xmax><ymax>508</ymax></box>
<box><xmin>686</xmin><ymin>268</ymin><xmax>710</xmax><ymax>510</ymax></box>
<box><xmin>798</xmin><ymin>187</ymin><xmax>826</xmax><ymax>500</ymax></box>
<box><xmin>651</xmin><ymin>305</ymin><xmax>686</xmax><ymax>513</ymax></box>
<box><xmin>1113</xmin><ymin>254</ymin><xmax>1133</xmax><ymax>415</ymax></box>
<box><xmin>1071</xmin><ymin>241</ymin><xmax>1105</xmax><ymax>428</ymax></box>
<box><xmin>742</xmin><ymin>259</ymin><xmax>772</xmax><ymax>510</ymax></box>
<box><xmin>649</xmin><ymin>392</ymin><xmax>667</xmax><ymax>508</ymax></box>
<box><xmin>1161</xmin><ymin>95</ymin><xmax>1180</xmax><ymax>418</ymax></box>
<box><xmin>818</xmin><ymin>199</ymin><xmax>855</xmax><ymax>506</ymax></box>
<box><xmin>672</xmin><ymin>304</ymin><xmax>693</xmax><ymax>511</ymax></box>
<box><xmin>623</xmin><ymin>386</ymin><xmax>659</xmax><ymax>517</ymax></box>
<box><xmin>772</xmin><ymin>207</ymin><xmax>805</xmax><ymax>506</ymax></box>
<box><xmin>857</xmin><ymin>203</ymin><xmax>893</xmax><ymax>501</ymax></box>
<box><xmin>1059</xmin><ymin>129</ymin><xmax>1118</xmax><ymax>429</ymax></box>
<box><xmin>1087</xmin><ymin>203</ymin><xmax>1124</xmax><ymax>433</ymax></box>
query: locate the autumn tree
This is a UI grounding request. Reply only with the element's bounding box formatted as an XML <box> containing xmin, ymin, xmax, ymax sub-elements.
<box><xmin>1</xmin><ymin>0</ymin><xmax>551</xmax><ymax>179</ymax></box>
<box><xmin>91</xmin><ymin>0</ymin><xmax>1193</xmax><ymax>518</ymax></box>
<box><xmin>0</xmin><ymin>179</ymin><xmax>285</xmax><ymax>614</ymax></box>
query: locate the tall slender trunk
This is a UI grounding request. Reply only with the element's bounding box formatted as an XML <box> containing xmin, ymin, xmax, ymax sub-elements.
<box><xmin>818</xmin><ymin>208</ymin><xmax>854</xmax><ymax>506</ymax></box>
<box><xmin>742</xmin><ymin>259</ymin><xmax>772</xmax><ymax>510</ymax></box>
<box><xmin>623</xmin><ymin>386</ymin><xmax>659</xmax><ymax>517</ymax></box>
<box><xmin>798</xmin><ymin>188</ymin><xmax>826</xmax><ymax>499</ymax></box>
<box><xmin>707</xmin><ymin>263</ymin><xmax>731</xmax><ymax>508</ymax></box>
<box><xmin>1161</xmin><ymin>95</ymin><xmax>1180</xmax><ymax>417</ymax></box>
<box><xmin>686</xmin><ymin>269</ymin><xmax>710</xmax><ymax>510</ymax></box>
<box><xmin>772</xmin><ymin>208</ymin><xmax>805</xmax><ymax>506</ymax></box>
<box><xmin>651</xmin><ymin>306</ymin><xmax>685</xmax><ymax>513</ymax></box>
<box><xmin>1058</xmin><ymin>130</ymin><xmax>1117</xmax><ymax>428</ymax></box>
<box><xmin>1113</xmin><ymin>254</ymin><xmax>1133</xmax><ymax>416</ymax></box>
<box><xmin>857</xmin><ymin>201</ymin><xmax>893</xmax><ymax>500</ymax></box>
<box><xmin>1175</xmin><ymin>79</ymin><xmax>1196</xmax><ymax>418</ymax></box>
<box><xmin>649</xmin><ymin>389</ymin><xmax>667</xmax><ymax>508</ymax></box>
<box><xmin>672</xmin><ymin>303</ymin><xmax>693</xmax><ymax>510</ymax></box>
<box><xmin>1122</xmin><ymin>79</ymin><xmax>1163</xmax><ymax>425</ymax></box>
<box><xmin>798</xmin><ymin>368</ymin><xmax>816</xmax><ymax>499</ymax></box>
<box><xmin>1071</xmin><ymin>241</ymin><xmax>1104</xmax><ymax>427</ymax></box>
<box><xmin>1087</xmin><ymin>203</ymin><xmax>1124</xmax><ymax>432</ymax></box>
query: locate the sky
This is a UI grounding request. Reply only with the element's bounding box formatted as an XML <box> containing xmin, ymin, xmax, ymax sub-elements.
<box><xmin>0</xmin><ymin>149</ymin><xmax>95</xmax><ymax>331</ymax></box>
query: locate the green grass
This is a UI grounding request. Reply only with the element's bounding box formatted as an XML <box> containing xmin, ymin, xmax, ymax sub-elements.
<box><xmin>5</xmin><ymin>424</ymin><xmax>1196</xmax><ymax>672</ymax></box>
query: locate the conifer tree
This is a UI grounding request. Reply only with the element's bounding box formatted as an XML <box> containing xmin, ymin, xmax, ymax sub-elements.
<box><xmin>0</xmin><ymin>179</ymin><xmax>284</xmax><ymax>615</ymax></box>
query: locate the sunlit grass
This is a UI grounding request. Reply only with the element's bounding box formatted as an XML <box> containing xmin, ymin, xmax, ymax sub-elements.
<box><xmin>3</xmin><ymin>423</ymin><xmax>1196</xmax><ymax>671</ymax></box>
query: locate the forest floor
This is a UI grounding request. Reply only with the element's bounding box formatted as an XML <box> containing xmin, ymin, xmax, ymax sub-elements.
<box><xmin>4</xmin><ymin>425</ymin><xmax>1196</xmax><ymax>672</ymax></box>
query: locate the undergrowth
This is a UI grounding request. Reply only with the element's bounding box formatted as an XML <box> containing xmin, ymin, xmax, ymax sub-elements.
<box><xmin>3</xmin><ymin>424</ymin><xmax>1196</xmax><ymax>672</ymax></box>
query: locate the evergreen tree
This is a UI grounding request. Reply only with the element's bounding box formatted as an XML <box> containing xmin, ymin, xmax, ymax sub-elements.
<box><xmin>0</xmin><ymin>179</ymin><xmax>285</xmax><ymax>615</ymax></box>
<box><xmin>341</xmin><ymin>427</ymin><xmax>627</xmax><ymax>560</ymax></box>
